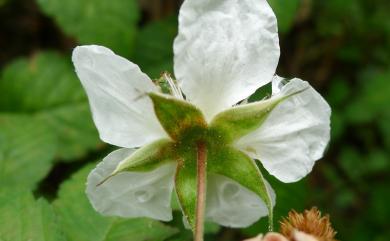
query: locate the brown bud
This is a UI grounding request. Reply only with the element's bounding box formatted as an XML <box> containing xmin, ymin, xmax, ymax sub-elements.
<box><xmin>280</xmin><ymin>207</ymin><xmax>337</xmax><ymax>241</ymax></box>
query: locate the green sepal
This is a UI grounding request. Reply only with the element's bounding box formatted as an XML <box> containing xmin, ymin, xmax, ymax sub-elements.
<box><xmin>149</xmin><ymin>93</ymin><xmax>207</xmax><ymax>140</ymax></box>
<box><xmin>209</xmin><ymin>87</ymin><xmax>306</xmax><ymax>143</ymax></box>
<box><xmin>115</xmin><ymin>139</ymin><xmax>176</xmax><ymax>172</ymax></box>
<box><xmin>208</xmin><ymin>146</ymin><xmax>273</xmax><ymax>226</ymax></box>
<box><xmin>174</xmin><ymin>150</ymin><xmax>198</xmax><ymax>231</ymax></box>
<box><xmin>209</xmin><ymin>98</ymin><xmax>283</xmax><ymax>143</ymax></box>
<box><xmin>97</xmin><ymin>139</ymin><xmax>176</xmax><ymax>186</ymax></box>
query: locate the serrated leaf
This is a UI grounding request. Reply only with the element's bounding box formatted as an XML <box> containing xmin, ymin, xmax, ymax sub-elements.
<box><xmin>37</xmin><ymin>0</ymin><xmax>139</xmax><ymax>57</ymax></box>
<box><xmin>0</xmin><ymin>189</ymin><xmax>66</xmax><ymax>241</ymax></box>
<box><xmin>0</xmin><ymin>52</ymin><xmax>100</xmax><ymax>161</ymax></box>
<box><xmin>54</xmin><ymin>163</ymin><xmax>178</xmax><ymax>241</ymax></box>
<box><xmin>207</xmin><ymin>146</ymin><xmax>273</xmax><ymax>224</ymax></box>
<box><xmin>149</xmin><ymin>93</ymin><xmax>207</xmax><ymax>141</ymax></box>
<box><xmin>0</xmin><ymin>115</ymin><xmax>57</xmax><ymax>190</ymax></box>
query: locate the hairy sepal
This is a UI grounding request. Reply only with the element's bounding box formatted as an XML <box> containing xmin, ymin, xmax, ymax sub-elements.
<box><xmin>115</xmin><ymin>139</ymin><xmax>175</xmax><ymax>172</ymax></box>
<box><xmin>208</xmin><ymin>146</ymin><xmax>274</xmax><ymax>223</ymax></box>
<box><xmin>97</xmin><ymin>139</ymin><xmax>176</xmax><ymax>186</ymax></box>
<box><xmin>210</xmin><ymin>91</ymin><xmax>304</xmax><ymax>143</ymax></box>
<box><xmin>174</xmin><ymin>150</ymin><xmax>198</xmax><ymax>231</ymax></box>
<box><xmin>149</xmin><ymin>92</ymin><xmax>207</xmax><ymax>140</ymax></box>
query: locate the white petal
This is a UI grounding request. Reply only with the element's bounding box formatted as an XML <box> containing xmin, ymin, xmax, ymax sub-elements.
<box><xmin>236</xmin><ymin>78</ymin><xmax>331</xmax><ymax>183</ymax></box>
<box><xmin>205</xmin><ymin>174</ymin><xmax>275</xmax><ymax>228</ymax></box>
<box><xmin>174</xmin><ymin>0</ymin><xmax>280</xmax><ymax>120</ymax></box>
<box><xmin>86</xmin><ymin>148</ymin><xmax>176</xmax><ymax>221</ymax></box>
<box><xmin>72</xmin><ymin>45</ymin><xmax>167</xmax><ymax>148</ymax></box>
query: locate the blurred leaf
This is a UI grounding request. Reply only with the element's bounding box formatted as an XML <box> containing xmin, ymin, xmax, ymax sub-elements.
<box><xmin>330</xmin><ymin>111</ymin><xmax>346</xmax><ymax>141</ymax></box>
<box><xmin>340</xmin><ymin>147</ymin><xmax>389</xmax><ymax>181</ymax></box>
<box><xmin>0</xmin><ymin>52</ymin><xmax>100</xmax><ymax>161</ymax></box>
<box><xmin>366</xmin><ymin>150</ymin><xmax>389</xmax><ymax>174</ymax></box>
<box><xmin>346</xmin><ymin>69</ymin><xmax>390</xmax><ymax>123</ymax></box>
<box><xmin>268</xmin><ymin>0</ymin><xmax>301</xmax><ymax>33</ymax></box>
<box><xmin>54</xmin><ymin>163</ymin><xmax>178</xmax><ymax>241</ymax></box>
<box><xmin>327</xmin><ymin>78</ymin><xmax>351</xmax><ymax>107</ymax></box>
<box><xmin>132</xmin><ymin>16</ymin><xmax>177</xmax><ymax>78</ymax></box>
<box><xmin>0</xmin><ymin>115</ymin><xmax>57</xmax><ymax>190</ymax></box>
<box><xmin>339</xmin><ymin>147</ymin><xmax>363</xmax><ymax>181</ymax></box>
<box><xmin>369</xmin><ymin>184</ymin><xmax>390</xmax><ymax>225</ymax></box>
<box><xmin>379</xmin><ymin>114</ymin><xmax>390</xmax><ymax>149</ymax></box>
<box><xmin>0</xmin><ymin>189</ymin><xmax>66</xmax><ymax>241</ymax></box>
<box><xmin>204</xmin><ymin>222</ymin><xmax>220</xmax><ymax>235</ymax></box>
<box><xmin>37</xmin><ymin>0</ymin><xmax>139</xmax><ymax>57</ymax></box>
<box><xmin>0</xmin><ymin>0</ymin><xmax>8</xmax><ymax>7</ymax></box>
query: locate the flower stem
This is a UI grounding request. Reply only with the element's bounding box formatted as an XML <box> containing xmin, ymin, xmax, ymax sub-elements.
<box><xmin>194</xmin><ymin>142</ymin><xmax>207</xmax><ymax>241</ymax></box>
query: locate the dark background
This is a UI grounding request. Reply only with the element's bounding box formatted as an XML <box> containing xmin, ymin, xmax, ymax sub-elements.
<box><xmin>0</xmin><ymin>0</ymin><xmax>389</xmax><ymax>240</ymax></box>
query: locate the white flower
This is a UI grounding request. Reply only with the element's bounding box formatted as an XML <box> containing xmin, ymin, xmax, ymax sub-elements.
<box><xmin>72</xmin><ymin>0</ymin><xmax>330</xmax><ymax>228</ymax></box>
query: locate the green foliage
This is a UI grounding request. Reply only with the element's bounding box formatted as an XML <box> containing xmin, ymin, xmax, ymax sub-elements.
<box><xmin>0</xmin><ymin>115</ymin><xmax>56</xmax><ymax>190</ymax></box>
<box><xmin>0</xmin><ymin>0</ymin><xmax>389</xmax><ymax>240</ymax></box>
<box><xmin>0</xmin><ymin>52</ymin><xmax>100</xmax><ymax>161</ymax></box>
<box><xmin>0</xmin><ymin>189</ymin><xmax>66</xmax><ymax>241</ymax></box>
<box><xmin>37</xmin><ymin>0</ymin><xmax>139</xmax><ymax>57</ymax></box>
<box><xmin>53</xmin><ymin>163</ymin><xmax>178</xmax><ymax>241</ymax></box>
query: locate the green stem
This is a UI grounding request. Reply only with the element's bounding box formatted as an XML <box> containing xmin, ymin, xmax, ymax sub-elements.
<box><xmin>194</xmin><ymin>142</ymin><xmax>207</xmax><ymax>241</ymax></box>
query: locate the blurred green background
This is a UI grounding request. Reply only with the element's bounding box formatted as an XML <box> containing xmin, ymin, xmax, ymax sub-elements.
<box><xmin>0</xmin><ymin>0</ymin><xmax>389</xmax><ymax>240</ymax></box>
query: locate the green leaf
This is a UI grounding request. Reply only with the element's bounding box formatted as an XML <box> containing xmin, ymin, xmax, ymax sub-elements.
<box><xmin>0</xmin><ymin>52</ymin><xmax>100</xmax><ymax>161</ymax></box>
<box><xmin>346</xmin><ymin>69</ymin><xmax>390</xmax><ymax>124</ymax></box>
<box><xmin>268</xmin><ymin>0</ymin><xmax>301</xmax><ymax>33</ymax></box>
<box><xmin>207</xmin><ymin>146</ymin><xmax>273</xmax><ymax>225</ymax></box>
<box><xmin>149</xmin><ymin>93</ymin><xmax>207</xmax><ymax>141</ymax></box>
<box><xmin>132</xmin><ymin>16</ymin><xmax>178</xmax><ymax>78</ymax></box>
<box><xmin>0</xmin><ymin>189</ymin><xmax>66</xmax><ymax>241</ymax></box>
<box><xmin>0</xmin><ymin>115</ymin><xmax>57</xmax><ymax>190</ymax></box>
<box><xmin>37</xmin><ymin>0</ymin><xmax>139</xmax><ymax>57</ymax></box>
<box><xmin>54</xmin><ymin>163</ymin><xmax>178</xmax><ymax>241</ymax></box>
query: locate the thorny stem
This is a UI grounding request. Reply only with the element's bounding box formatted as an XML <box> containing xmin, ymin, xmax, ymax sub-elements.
<box><xmin>194</xmin><ymin>142</ymin><xmax>207</xmax><ymax>241</ymax></box>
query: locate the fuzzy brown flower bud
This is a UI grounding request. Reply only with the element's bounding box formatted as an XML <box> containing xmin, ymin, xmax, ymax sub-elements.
<box><xmin>280</xmin><ymin>207</ymin><xmax>337</xmax><ymax>241</ymax></box>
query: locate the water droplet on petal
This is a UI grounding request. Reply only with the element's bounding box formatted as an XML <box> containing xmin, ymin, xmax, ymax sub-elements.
<box><xmin>134</xmin><ymin>190</ymin><xmax>153</xmax><ymax>203</ymax></box>
<box><xmin>222</xmin><ymin>182</ymin><xmax>240</xmax><ymax>200</ymax></box>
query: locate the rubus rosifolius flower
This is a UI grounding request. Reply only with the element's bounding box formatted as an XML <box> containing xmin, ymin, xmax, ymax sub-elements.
<box><xmin>72</xmin><ymin>0</ymin><xmax>331</xmax><ymax>239</ymax></box>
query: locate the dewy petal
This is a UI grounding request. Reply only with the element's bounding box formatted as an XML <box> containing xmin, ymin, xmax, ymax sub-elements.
<box><xmin>72</xmin><ymin>45</ymin><xmax>167</xmax><ymax>148</ymax></box>
<box><xmin>235</xmin><ymin>77</ymin><xmax>331</xmax><ymax>183</ymax></box>
<box><xmin>205</xmin><ymin>174</ymin><xmax>275</xmax><ymax>228</ymax></box>
<box><xmin>86</xmin><ymin>148</ymin><xmax>176</xmax><ymax>221</ymax></box>
<box><xmin>174</xmin><ymin>0</ymin><xmax>280</xmax><ymax>120</ymax></box>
